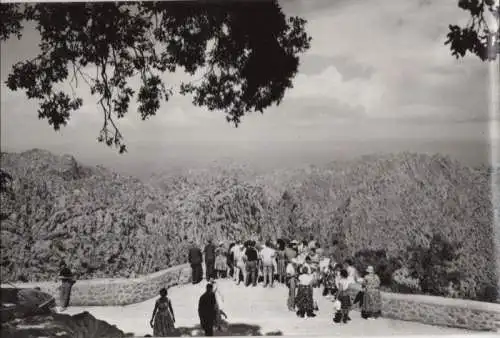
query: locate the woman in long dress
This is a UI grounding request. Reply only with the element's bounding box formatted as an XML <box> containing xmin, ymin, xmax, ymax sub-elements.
<box><xmin>322</xmin><ymin>264</ymin><xmax>337</xmax><ymax>297</ymax></box>
<box><xmin>227</xmin><ymin>243</ymin><xmax>235</xmax><ymax>279</ymax></box>
<box><xmin>150</xmin><ymin>288</ymin><xmax>176</xmax><ymax>337</ymax></box>
<box><xmin>295</xmin><ymin>266</ymin><xmax>316</xmax><ymax>318</ymax></box>
<box><xmin>361</xmin><ymin>266</ymin><xmax>382</xmax><ymax>319</ymax></box>
<box><xmin>276</xmin><ymin>248</ymin><xmax>287</xmax><ymax>284</ymax></box>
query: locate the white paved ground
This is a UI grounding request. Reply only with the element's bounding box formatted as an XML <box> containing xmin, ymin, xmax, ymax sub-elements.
<box><xmin>65</xmin><ymin>279</ymin><xmax>482</xmax><ymax>336</ymax></box>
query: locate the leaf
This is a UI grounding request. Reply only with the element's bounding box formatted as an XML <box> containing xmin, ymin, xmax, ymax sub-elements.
<box><xmin>1</xmin><ymin>2</ymin><xmax>311</xmax><ymax>153</ymax></box>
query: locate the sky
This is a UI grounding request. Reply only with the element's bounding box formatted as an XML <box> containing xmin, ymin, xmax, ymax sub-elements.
<box><xmin>1</xmin><ymin>0</ymin><xmax>498</xmax><ymax>177</ymax></box>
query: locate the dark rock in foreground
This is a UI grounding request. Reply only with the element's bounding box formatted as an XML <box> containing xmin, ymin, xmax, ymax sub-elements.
<box><xmin>1</xmin><ymin>311</ymin><xmax>133</xmax><ymax>338</ymax></box>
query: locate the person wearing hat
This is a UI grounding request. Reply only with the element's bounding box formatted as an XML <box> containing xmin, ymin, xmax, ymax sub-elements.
<box><xmin>360</xmin><ymin>265</ymin><xmax>382</xmax><ymax>320</ymax></box>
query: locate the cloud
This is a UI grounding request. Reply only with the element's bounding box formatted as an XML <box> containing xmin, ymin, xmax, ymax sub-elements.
<box><xmin>287</xmin><ymin>0</ymin><xmax>490</xmax><ymax>123</ymax></box>
<box><xmin>288</xmin><ymin>65</ymin><xmax>384</xmax><ymax>115</ymax></box>
<box><xmin>299</xmin><ymin>55</ymin><xmax>375</xmax><ymax>81</ymax></box>
<box><xmin>0</xmin><ymin>0</ymin><xmax>492</xmax><ymax>173</ymax></box>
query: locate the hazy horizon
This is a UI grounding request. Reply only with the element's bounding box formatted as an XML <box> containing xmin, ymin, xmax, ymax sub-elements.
<box><xmin>1</xmin><ymin>0</ymin><xmax>497</xmax><ymax>178</ymax></box>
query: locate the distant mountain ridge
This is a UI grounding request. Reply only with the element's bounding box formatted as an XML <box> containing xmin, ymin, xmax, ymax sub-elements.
<box><xmin>0</xmin><ymin>148</ymin><xmax>496</xmax><ymax>300</ymax></box>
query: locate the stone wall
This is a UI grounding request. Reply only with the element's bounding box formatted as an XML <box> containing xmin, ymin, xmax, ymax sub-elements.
<box><xmin>3</xmin><ymin>264</ymin><xmax>500</xmax><ymax>331</ymax></box>
<box><xmin>379</xmin><ymin>291</ymin><xmax>500</xmax><ymax>332</ymax></box>
<box><xmin>1</xmin><ymin>264</ymin><xmax>192</xmax><ymax>306</ymax></box>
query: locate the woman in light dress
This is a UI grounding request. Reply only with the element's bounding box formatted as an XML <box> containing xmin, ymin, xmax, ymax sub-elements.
<box><xmin>150</xmin><ymin>288</ymin><xmax>176</xmax><ymax>337</ymax></box>
<box><xmin>215</xmin><ymin>245</ymin><xmax>228</xmax><ymax>279</ymax></box>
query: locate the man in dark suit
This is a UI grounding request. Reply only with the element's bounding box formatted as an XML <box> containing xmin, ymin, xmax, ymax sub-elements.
<box><xmin>188</xmin><ymin>241</ymin><xmax>204</xmax><ymax>284</ymax></box>
<box><xmin>58</xmin><ymin>261</ymin><xmax>75</xmax><ymax>311</ymax></box>
<box><xmin>204</xmin><ymin>239</ymin><xmax>216</xmax><ymax>280</ymax></box>
<box><xmin>245</xmin><ymin>241</ymin><xmax>259</xmax><ymax>287</ymax></box>
<box><xmin>198</xmin><ymin>283</ymin><xmax>217</xmax><ymax>336</ymax></box>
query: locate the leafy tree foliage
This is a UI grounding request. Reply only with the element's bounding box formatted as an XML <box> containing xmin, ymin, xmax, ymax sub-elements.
<box><xmin>406</xmin><ymin>233</ymin><xmax>463</xmax><ymax>296</ymax></box>
<box><xmin>0</xmin><ymin>168</ymin><xmax>14</xmax><ymax>221</ymax></box>
<box><xmin>353</xmin><ymin>249</ymin><xmax>402</xmax><ymax>287</ymax></box>
<box><xmin>0</xmin><ymin>2</ymin><xmax>311</xmax><ymax>153</ymax></box>
<box><xmin>0</xmin><ymin>168</ymin><xmax>12</xmax><ymax>194</ymax></box>
<box><xmin>446</xmin><ymin>0</ymin><xmax>500</xmax><ymax>61</ymax></box>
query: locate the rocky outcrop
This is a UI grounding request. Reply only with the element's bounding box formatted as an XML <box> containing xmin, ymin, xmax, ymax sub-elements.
<box><xmin>0</xmin><ymin>149</ymin><xmax>183</xmax><ymax>282</ymax></box>
<box><xmin>1</xmin><ymin>311</ymin><xmax>133</xmax><ymax>338</ymax></box>
<box><xmin>0</xmin><ymin>149</ymin><xmax>496</xmax><ymax>301</ymax></box>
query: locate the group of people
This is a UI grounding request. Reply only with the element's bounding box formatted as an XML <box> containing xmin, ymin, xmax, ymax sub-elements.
<box><xmin>184</xmin><ymin>237</ymin><xmax>383</xmax><ymax>335</ymax></box>
<box><xmin>287</xmin><ymin>256</ymin><xmax>382</xmax><ymax>323</ymax></box>
<box><xmin>54</xmin><ymin>237</ymin><xmax>382</xmax><ymax>337</ymax></box>
<box><xmin>278</xmin><ymin>240</ymin><xmax>382</xmax><ymax>323</ymax></box>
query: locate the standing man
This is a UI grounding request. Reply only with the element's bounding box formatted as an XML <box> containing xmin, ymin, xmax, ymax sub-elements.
<box><xmin>260</xmin><ymin>241</ymin><xmax>276</xmax><ymax>287</ymax></box>
<box><xmin>198</xmin><ymin>283</ymin><xmax>218</xmax><ymax>336</ymax></box>
<box><xmin>58</xmin><ymin>261</ymin><xmax>75</xmax><ymax>312</ymax></box>
<box><xmin>204</xmin><ymin>239</ymin><xmax>216</xmax><ymax>281</ymax></box>
<box><xmin>245</xmin><ymin>241</ymin><xmax>259</xmax><ymax>287</ymax></box>
<box><xmin>233</xmin><ymin>241</ymin><xmax>247</xmax><ymax>285</ymax></box>
<box><xmin>285</xmin><ymin>241</ymin><xmax>298</xmax><ymax>262</ymax></box>
<box><xmin>188</xmin><ymin>241</ymin><xmax>204</xmax><ymax>284</ymax></box>
<box><xmin>231</xmin><ymin>240</ymin><xmax>241</xmax><ymax>283</ymax></box>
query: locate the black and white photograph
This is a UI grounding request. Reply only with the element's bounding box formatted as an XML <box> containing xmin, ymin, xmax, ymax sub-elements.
<box><xmin>0</xmin><ymin>0</ymin><xmax>499</xmax><ymax>337</ymax></box>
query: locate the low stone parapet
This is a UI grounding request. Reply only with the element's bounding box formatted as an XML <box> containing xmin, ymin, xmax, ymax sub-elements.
<box><xmin>2</xmin><ymin>264</ymin><xmax>500</xmax><ymax>332</ymax></box>
<box><xmin>380</xmin><ymin>291</ymin><xmax>500</xmax><ymax>332</ymax></box>
<box><xmin>1</xmin><ymin>264</ymin><xmax>192</xmax><ymax>306</ymax></box>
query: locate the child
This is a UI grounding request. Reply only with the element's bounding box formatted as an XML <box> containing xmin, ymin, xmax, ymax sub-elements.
<box><xmin>332</xmin><ymin>299</ymin><xmax>343</xmax><ymax>323</ymax></box>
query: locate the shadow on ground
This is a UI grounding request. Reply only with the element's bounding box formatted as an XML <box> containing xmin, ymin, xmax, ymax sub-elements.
<box><xmin>143</xmin><ymin>322</ymin><xmax>283</xmax><ymax>337</ymax></box>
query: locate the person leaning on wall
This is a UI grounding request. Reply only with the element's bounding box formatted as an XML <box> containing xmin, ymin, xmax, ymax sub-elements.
<box><xmin>58</xmin><ymin>260</ymin><xmax>76</xmax><ymax>311</ymax></box>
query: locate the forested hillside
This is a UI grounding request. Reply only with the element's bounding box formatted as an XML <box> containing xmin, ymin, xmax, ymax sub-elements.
<box><xmin>0</xmin><ymin>149</ymin><xmax>495</xmax><ymax>300</ymax></box>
